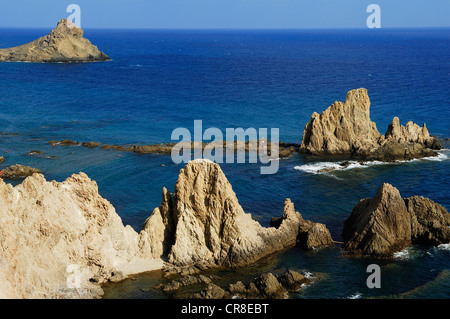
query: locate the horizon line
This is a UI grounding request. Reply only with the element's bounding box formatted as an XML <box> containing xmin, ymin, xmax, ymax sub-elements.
<box><xmin>0</xmin><ymin>25</ymin><xmax>449</xmax><ymax>31</ymax></box>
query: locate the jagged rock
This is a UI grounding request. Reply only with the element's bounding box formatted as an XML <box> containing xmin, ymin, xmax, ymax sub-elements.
<box><xmin>300</xmin><ymin>88</ymin><xmax>441</xmax><ymax>161</ymax></box>
<box><xmin>342</xmin><ymin>183</ymin><xmax>450</xmax><ymax>258</ymax></box>
<box><xmin>300</xmin><ymin>88</ymin><xmax>380</xmax><ymax>155</ymax></box>
<box><xmin>272</xmin><ymin>200</ymin><xmax>334</xmax><ymax>251</ymax></box>
<box><xmin>190</xmin><ymin>270</ymin><xmax>312</xmax><ymax>299</ymax></box>
<box><xmin>405</xmin><ymin>196</ymin><xmax>450</xmax><ymax>246</ymax></box>
<box><xmin>252</xmin><ymin>273</ymin><xmax>288</xmax><ymax>299</ymax></box>
<box><xmin>302</xmin><ymin>223</ymin><xmax>335</xmax><ymax>251</ymax></box>
<box><xmin>189</xmin><ymin>283</ymin><xmax>227</xmax><ymax>299</ymax></box>
<box><xmin>0</xmin><ymin>172</ymin><xmax>163</xmax><ymax>298</ymax></box>
<box><xmin>0</xmin><ymin>19</ymin><xmax>110</xmax><ymax>63</ymax></box>
<box><xmin>142</xmin><ymin>159</ymin><xmax>305</xmax><ymax>268</ymax></box>
<box><xmin>342</xmin><ymin>183</ymin><xmax>412</xmax><ymax>258</ymax></box>
<box><xmin>277</xmin><ymin>270</ymin><xmax>310</xmax><ymax>292</ymax></box>
<box><xmin>0</xmin><ymin>164</ymin><xmax>42</xmax><ymax>179</ymax></box>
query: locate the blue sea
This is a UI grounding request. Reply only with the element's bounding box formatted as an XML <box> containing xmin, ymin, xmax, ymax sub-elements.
<box><xmin>0</xmin><ymin>28</ymin><xmax>449</xmax><ymax>299</ymax></box>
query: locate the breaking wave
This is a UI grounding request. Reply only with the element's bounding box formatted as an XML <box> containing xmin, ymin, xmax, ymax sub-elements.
<box><xmin>294</xmin><ymin>149</ymin><xmax>449</xmax><ymax>175</ymax></box>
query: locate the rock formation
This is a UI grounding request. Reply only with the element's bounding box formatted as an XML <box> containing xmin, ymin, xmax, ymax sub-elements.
<box><xmin>300</xmin><ymin>88</ymin><xmax>442</xmax><ymax>161</ymax></box>
<box><xmin>0</xmin><ymin>173</ymin><xmax>163</xmax><ymax>298</ymax></box>
<box><xmin>406</xmin><ymin>196</ymin><xmax>450</xmax><ymax>246</ymax></box>
<box><xmin>0</xmin><ymin>19</ymin><xmax>110</xmax><ymax>63</ymax></box>
<box><xmin>0</xmin><ymin>164</ymin><xmax>42</xmax><ymax>179</ymax></box>
<box><xmin>343</xmin><ymin>183</ymin><xmax>450</xmax><ymax>258</ymax></box>
<box><xmin>189</xmin><ymin>269</ymin><xmax>313</xmax><ymax>299</ymax></box>
<box><xmin>0</xmin><ymin>159</ymin><xmax>332</xmax><ymax>298</ymax></box>
<box><xmin>142</xmin><ymin>159</ymin><xmax>333</xmax><ymax>268</ymax></box>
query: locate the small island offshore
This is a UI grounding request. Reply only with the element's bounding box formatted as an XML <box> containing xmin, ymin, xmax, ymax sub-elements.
<box><xmin>0</xmin><ymin>19</ymin><xmax>109</xmax><ymax>63</ymax></box>
<box><xmin>0</xmin><ymin>16</ymin><xmax>449</xmax><ymax>303</ymax></box>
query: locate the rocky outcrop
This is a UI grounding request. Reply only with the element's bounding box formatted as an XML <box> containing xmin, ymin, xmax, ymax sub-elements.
<box><xmin>142</xmin><ymin>159</ymin><xmax>333</xmax><ymax>268</ymax></box>
<box><xmin>0</xmin><ymin>19</ymin><xmax>110</xmax><ymax>63</ymax></box>
<box><xmin>343</xmin><ymin>183</ymin><xmax>450</xmax><ymax>258</ymax></box>
<box><xmin>406</xmin><ymin>196</ymin><xmax>450</xmax><ymax>246</ymax></box>
<box><xmin>300</xmin><ymin>88</ymin><xmax>442</xmax><ymax>161</ymax></box>
<box><xmin>0</xmin><ymin>173</ymin><xmax>163</xmax><ymax>299</ymax></box>
<box><xmin>0</xmin><ymin>164</ymin><xmax>42</xmax><ymax>179</ymax></box>
<box><xmin>189</xmin><ymin>270</ymin><xmax>313</xmax><ymax>299</ymax></box>
<box><xmin>56</xmin><ymin>139</ymin><xmax>297</xmax><ymax>158</ymax></box>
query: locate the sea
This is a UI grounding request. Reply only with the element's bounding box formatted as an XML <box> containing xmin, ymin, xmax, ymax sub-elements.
<box><xmin>0</xmin><ymin>27</ymin><xmax>449</xmax><ymax>299</ymax></box>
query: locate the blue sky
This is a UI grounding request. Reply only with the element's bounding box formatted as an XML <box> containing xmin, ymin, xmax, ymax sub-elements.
<box><xmin>0</xmin><ymin>0</ymin><xmax>449</xmax><ymax>29</ymax></box>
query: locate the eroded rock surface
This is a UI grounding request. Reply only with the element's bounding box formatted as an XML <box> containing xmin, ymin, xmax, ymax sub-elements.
<box><xmin>142</xmin><ymin>159</ymin><xmax>333</xmax><ymax>268</ymax></box>
<box><xmin>0</xmin><ymin>173</ymin><xmax>163</xmax><ymax>298</ymax></box>
<box><xmin>0</xmin><ymin>164</ymin><xmax>42</xmax><ymax>179</ymax></box>
<box><xmin>343</xmin><ymin>183</ymin><xmax>450</xmax><ymax>258</ymax></box>
<box><xmin>0</xmin><ymin>19</ymin><xmax>110</xmax><ymax>63</ymax></box>
<box><xmin>300</xmin><ymin>88</ymin><xmax>441</xmax><ymax>161</ymax></box>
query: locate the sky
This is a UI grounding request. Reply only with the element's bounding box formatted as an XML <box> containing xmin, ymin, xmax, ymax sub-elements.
<box><xmin>0</xmin><ymin>0</ymin><xmax>449</xmax><ymax>29</ymax></box>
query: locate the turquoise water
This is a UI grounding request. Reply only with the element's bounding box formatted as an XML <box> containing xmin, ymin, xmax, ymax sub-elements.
<box><xmin>0</xmin><ymin>28</ymin><xmax>449</xmax><ymax>299</ymax></box>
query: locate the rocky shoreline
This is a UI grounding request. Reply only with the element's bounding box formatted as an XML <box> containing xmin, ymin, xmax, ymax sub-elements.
<box><xmin>0</xmin><ymin>88</ymin><xmax>448</xmax><ymax>299</ymax></box>
<box><xmin>1</xmin><ymin>158</ymin><xmax>447</xmax><ymax>299</ymax></box>
<box><xmin>0</xmin><ymin>159</ymin><xmax>334</xmax><ymax>298</ymax></box>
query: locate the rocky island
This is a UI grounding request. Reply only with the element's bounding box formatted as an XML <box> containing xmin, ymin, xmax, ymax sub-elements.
<box><xmin>300</xmin><ymin>88</ymin><xmax>442</xmax><ymax>161</ymax></box>
<box><xmin>342</xmin><ymin>183</ymin><xmax>450</xmax><ymax>258</ymax></box>
<box><xmin>0</xmin><ymin>19</ymin><xmax>110</xmax><ymax>63</ymax></box>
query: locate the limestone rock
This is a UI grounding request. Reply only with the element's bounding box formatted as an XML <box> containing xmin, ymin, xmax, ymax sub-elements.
<box><xmin>300</xmin><ymin>88</ymin><xmax>380</xmax><ymax>155</ymax></box>
<box><xmin>0</xmin><ymin>172</ymin><xmax>163</xmax><ymax>298</ymax></box>
<box><xmin>0</xmin><ymin>19</ymin><xmax>110</xmax><ymax>63</ymax></box>
<box><xmin>189</xmin><ymin>283</ymin><xmax>227</xmax><ymax>299</ymax></box>
<box><xmin>0</xmin><ymin>164</ymin><xmax>42</xmax><ymax>179</ymax></box>
<box><xmin>405</xmin><ymin>196</ymin><xmax>450</xmax><ymax>246</ymax></box>
<box><xmin>342</xmin><ymin>183</ymin><xmax>450</xmax><ymax>258</ymax></box>
<box><xmin>143</xmin><ymin>159</ymin><xmax>304</xmax><ymax>268</ymax></box>
<box><xmin>302</xmin><ymin>223</ymin><xmax>335</xmax><ymax>250</ymax></box>
<box><xmin>342</xmin><ymin>183</ymin><xmax>412</xmax><ymax>258</ymax></box>
<box><xmin>300</xmin><ymin>89</ymin><xmax>441</xmax><ymax>161</ymax></box>
<box><xmin>190</xmin><ymin>269</ymin><xmax>312</xmax><ymax>299</ymax></box>
<box><xmin>277</xmin><ymin>270</ymin><xmax>310</xmax><ymax>292</ymax></box>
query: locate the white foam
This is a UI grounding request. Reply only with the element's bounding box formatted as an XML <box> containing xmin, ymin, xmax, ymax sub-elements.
<box><xmin>394</xmin><ymin>248</ymin><xmax>410</xmax><ymax>260</ymax></box>
<box><xmin>294</xmin><ymin>149</ymin><xmax>449</xmax><ymax>175</ymax></box>
<box><xmin>435</xmin><ymin>243</ymin><xmax>450</xmax><ymax>251</ymax></box>
<box><xmin>294</xmin><ymin>160</ymin><xmax>384</xmax><ymax>174</ymax></box>
<box><xmin>304</xmin><ymin>272</ymin><xmax>314</xmax><ymax>279</ymax></box>
<box><xmin>347</xmin><ymin>292</ymin><xmax>362</xmax><ymax>299</ymax></box>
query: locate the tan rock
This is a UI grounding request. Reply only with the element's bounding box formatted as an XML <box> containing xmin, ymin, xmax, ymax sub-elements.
<box><xmin>300</xmin><ymin>88</ymin><xmax>380</xmax><ymax>155</ymax></box>
<box><xmin>343</xmin><ymin>183</ymin><xmax>450</xmax><ymax>258</ymax></box>
<box><xmin>342</xmin><ymin>183</ymin><xmax>412</xmax><ymax>258</ymax></box>
<box><xmin>0</xmin><ymin>19</ymin><xmax>110</xmax><ymax>63</ymax></box>
<box><xmin>143</xmin><ymin>159</ymin><xmax>305</xmax><ymax>268</ymax></box>
<box><xmin>0</xmin><ymin>173</ymin><xmax>163</xmax><ymax>298</ymax></box>
<box><xmin>405</xmin><ymin>196</ymin><xmax>450</xmax><ymax>246</ymax></box>
<box><xmin>0</xmin><ymin>164</ymin><xmax>42</xmax><ymax>179</ymax></box>
<box><xmin>300</xmin><ymin>89</ymin><xmax>441</xmax><ymax>161</ymax></box>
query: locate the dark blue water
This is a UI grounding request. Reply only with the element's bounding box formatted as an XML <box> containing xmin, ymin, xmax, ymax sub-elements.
<box><xmin>0</xmin><ymin>28</ymin><xmax>449</xmax><ymax>299</ymax></box>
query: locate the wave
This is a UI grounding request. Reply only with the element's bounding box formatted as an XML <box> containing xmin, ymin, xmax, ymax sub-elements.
<box><xmin>294</xmin><ymin>160</ymin><xmax>384</xmax><ymax>174</ymax></box>
<box><xmin>347</xmin><ymin>292</ymin><xmax>362</xmax><ymax>299</ymax></box>
<box><xmin>294</xmin><ymin>149</ymin><xmax>449</xmax><ymax>175</ymax></box>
